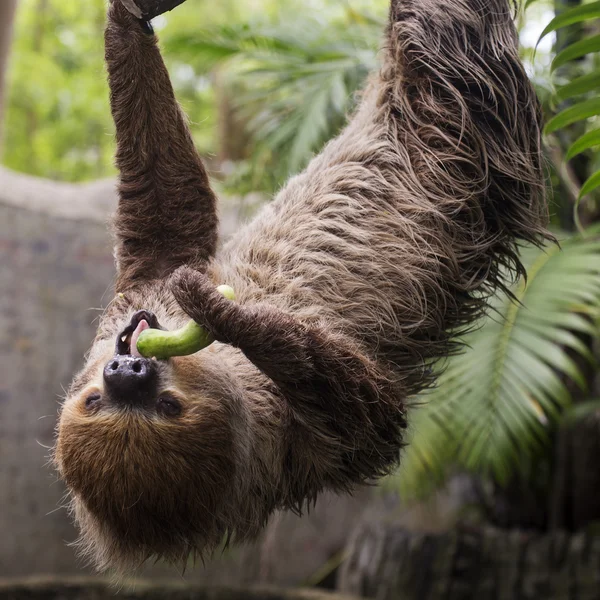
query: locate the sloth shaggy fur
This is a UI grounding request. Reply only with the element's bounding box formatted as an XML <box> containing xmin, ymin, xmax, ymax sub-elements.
<box><xmin>55</xmin><ymin>0</ymin><xmax>550</xmax><ymax>574</ymax></box>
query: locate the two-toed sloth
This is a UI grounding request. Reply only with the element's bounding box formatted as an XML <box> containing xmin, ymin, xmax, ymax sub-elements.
<box><xmin>55</xmin><ymin>0</ymin><xmax>549</xmax><ymax>574</ymax></box>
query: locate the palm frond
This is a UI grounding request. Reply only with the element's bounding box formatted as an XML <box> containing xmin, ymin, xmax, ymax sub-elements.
<box><xmin>532</xmin><ymin>1</ymin><xmax>600</xmax><ymax>227</ymax></box>
<box><xmin>537</xmin><ymin>1</ymin><xmax>600</xmax><ymax>44</ymax></box>
<box><xmin>165</xmin><ymin>10</ymin><xmax>382</xmax><ymax>191</ymax></box>
<box><xmin>392</xmin><ymin>235</ymin><xmax>600</xmax><ymax>499</ymax></box>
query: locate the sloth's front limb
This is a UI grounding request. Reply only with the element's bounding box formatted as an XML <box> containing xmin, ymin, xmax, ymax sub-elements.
<box><xmin>106</xmin><ymin>1</ymin><xmax>218</xmax><ymax>291</ymax></box>
<box><xmin>170</xmin><ymin>266</ymin><xmax>407</xmax><ymax>501</ymax></box>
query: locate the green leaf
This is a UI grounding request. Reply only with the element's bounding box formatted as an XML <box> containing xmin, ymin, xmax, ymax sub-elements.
<box><xmin>538</xmin><ymin>2</ymin><xmax>600</xmax><ymax>44</ymax></box>
<box><xmin>166</xmin><ymin>12</ymin><xmax>379</xmax><ymax>193</ymax></box>
<box><xmin>556</xmin><ymin>71</ymin><xmax>600</xmax><ymax>102</ymax></box>
<box><xmin>566</xmin><ymin>129</ymin><xmax>600</xmax><ymax>160</ymax></box>
<box><xmin>579</xmin><ymin>169</ymin><xmax>600</xmax><ymax>198</ymax></box>
<box><xmin>552</xmin><ymin>34</ymin><xmax>600</xmax><ymax>72</ymax></box>
<box><xmin>544</xmin><ymin>98</ymin><xmax>600</xmax><ymax>134</ymax></box>
<box><xmin>394</xmin><ymin>235</ymin><xmax>600</xmax><ymax>499</ymax></box>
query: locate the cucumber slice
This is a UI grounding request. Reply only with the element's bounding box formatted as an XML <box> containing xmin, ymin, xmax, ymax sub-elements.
<box><xmin>136</xmin><ymin>285</ymin><xmax>235</xmax><ymax>359</ymax></box>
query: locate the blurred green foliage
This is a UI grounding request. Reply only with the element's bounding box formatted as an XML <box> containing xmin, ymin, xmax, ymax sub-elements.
<box><xmin>167</xmin><ymin>7</ymin><xmax>383</xmax><ymax>193</ymax></box>
<box><xmin>4</xmin><ymin>0</ymin><xmax>111</xmax><ymax>181</ymax></box>
<box><xmin>394</xmin><ymin>0</ymin><xmax>600</xmax><ymax>500</ymax></box>
<box><xmin>2</xmin><ymin>0</ymin><xmax>557</xmax><ymax>192</ymax></box>
<box><xmin>2</xmin><ymin>0</ymin><xmax>388</xmax><ymax>185</ymax></box>
<box><xmin>2</xmin><ymin>0</ymin><xmax>244</xmax><ymax>181</ymax></box>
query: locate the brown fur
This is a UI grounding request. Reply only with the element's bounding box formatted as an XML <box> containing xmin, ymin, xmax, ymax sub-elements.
<box><xmin>55</xmin><ymin>0</ymin><xmax>550</xmax><ymax>574</ymax></box>
<box><xmin>105</xmin><ymin>2</ymin><xmax>218</xmax><ymax>289</ymax></box>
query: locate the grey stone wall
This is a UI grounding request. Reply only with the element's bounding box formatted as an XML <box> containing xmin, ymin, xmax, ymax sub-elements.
<box><xmin>0</xmin><ymin>168</ymin><xmax>257</xmax><ymax>579</ymax></box>
<box><xmin>0</xmin><ymin>167</ymin><xmax>469</xmax><ymax>586</ymax></box>
<box><xmin>0</xmin><ymin>201</ymin><xmax>115</xmax><ymax>576</ymax></box>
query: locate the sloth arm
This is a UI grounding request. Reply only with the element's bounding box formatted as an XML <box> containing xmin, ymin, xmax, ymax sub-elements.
<box><xmin>106</xmin><ymin>1</ymin><xmax>218</xmax><ymax>290</ymax></box>
<box><xmin>171</xmin><ymin>266</ymin><xmax>407</xmax><ymax>498</ymax></box>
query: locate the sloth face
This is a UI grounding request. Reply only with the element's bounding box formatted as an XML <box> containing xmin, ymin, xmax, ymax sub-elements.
<box><xmin>54</xmin><ymin>288</ymin><xmax>244</xmax><ymax>571</ymax></box>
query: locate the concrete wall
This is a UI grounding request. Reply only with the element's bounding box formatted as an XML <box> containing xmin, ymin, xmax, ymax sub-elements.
<box><xmin>0</xmin><ymin>168</ymin><xmax>256</xmax><ymax>579</ymax></box>
<box><xmin>1</xmin><ymin>199</ymin><xmax>116</xmax><ymax>576</ymax></box>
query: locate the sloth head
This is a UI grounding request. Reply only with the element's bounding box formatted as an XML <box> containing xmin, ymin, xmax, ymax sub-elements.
<box><xmin>54</xmin><ymin>284</ymin><xmax>252</xmax><ymax>572</ymax></box>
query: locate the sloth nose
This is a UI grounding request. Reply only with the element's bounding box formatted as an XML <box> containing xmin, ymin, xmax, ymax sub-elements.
<box><xmin>103</xmin><ymin>355</ymin><xmax>157</xmax><ymax>406</ymax></box>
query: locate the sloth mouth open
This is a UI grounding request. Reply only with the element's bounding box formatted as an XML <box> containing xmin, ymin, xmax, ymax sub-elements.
<box><xmin>116</xmin><ymin>310</ymin><xmax>163</xmax><ymax>357</ymax></box>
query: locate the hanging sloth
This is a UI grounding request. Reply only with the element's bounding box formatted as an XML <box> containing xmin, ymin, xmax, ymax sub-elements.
<box><xmin>55</xmin><ymin>0</ymin><xmax>550</xmax><ymax>573</ymax></box>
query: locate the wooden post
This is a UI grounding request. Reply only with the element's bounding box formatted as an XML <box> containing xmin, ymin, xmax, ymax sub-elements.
<box><xmin>119</xmin><ymin>0</ymin><xmax>188</xmax><ymax>20</ymax></box>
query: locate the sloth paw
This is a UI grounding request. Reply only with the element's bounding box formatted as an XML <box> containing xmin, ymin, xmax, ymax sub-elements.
<box><xmin>169</xmin><ymin>266</ymin><xmax>241</xmax><ymax>345</ymax></box>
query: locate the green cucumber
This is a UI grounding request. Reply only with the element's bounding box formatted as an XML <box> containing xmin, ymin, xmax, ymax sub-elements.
<box><xmin>136</xmin><ymin>285</ymin><xmax>235</xmax><ymax>359</ymax></box>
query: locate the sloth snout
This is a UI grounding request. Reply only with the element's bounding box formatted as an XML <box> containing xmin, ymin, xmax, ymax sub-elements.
<box><xmin>103</xmin><ymin>355</ymin><xmax>158</xmax><ymax>407</ymax></box>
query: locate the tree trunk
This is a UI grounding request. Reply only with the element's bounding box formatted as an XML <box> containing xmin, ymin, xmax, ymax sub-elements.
<box><xmin>214</xmin><ymin>71</ymin><xmax>251</xmax><ymax>164</ymax></box>
<box><xmin>0</xmin><ymin>0</ymin><xmax>18</xmax><ymax>138</ymax></box>
<box><xmin>0</xmin><ymin>577</ymin><xmax>357</xmax><ymax>600</ymax></box>
<box><xmin>339</xmin><ymin>523</ymin><xmax>600</xmax><ymax>600</ymax></box>
<box><xmin>549</xmin><ymin>409</ymin><xmax>600</xmax><ymax>531</ymax></box>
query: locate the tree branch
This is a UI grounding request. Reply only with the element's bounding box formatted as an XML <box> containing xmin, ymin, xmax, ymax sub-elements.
<box><xmin>119</xmin><ymin>0</ymin><xmax>189</xmax><ymax>20</ymax></box>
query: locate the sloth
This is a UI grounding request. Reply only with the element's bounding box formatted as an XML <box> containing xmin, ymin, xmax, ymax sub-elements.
<box><xmin>55</xmin><ymin>0</ymin><xmax>549</xmax><ymax>574</ymax></box>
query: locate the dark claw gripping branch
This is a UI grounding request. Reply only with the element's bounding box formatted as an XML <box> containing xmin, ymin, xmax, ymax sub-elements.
<box><xmin>120</xmin><ymin>0</ymin><xmax>188</xmax><ymax>21</ymax></box>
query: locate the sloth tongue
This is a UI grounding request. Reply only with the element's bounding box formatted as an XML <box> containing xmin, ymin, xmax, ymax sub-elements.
<box><xmin>130</xmin><ymin>319</ymin><xmax>149</xmax><ymax>358</ymax></box>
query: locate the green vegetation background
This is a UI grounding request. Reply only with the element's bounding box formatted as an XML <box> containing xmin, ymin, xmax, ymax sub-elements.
<box><xmin>3</xmin><ymin>0</ymin><xmax>388</xmax><ymax>184</ymax></box>
<box><xmin>2</xmin><ymin>0</ymin><xmax>553</xmax><ymax>188</ymax></box>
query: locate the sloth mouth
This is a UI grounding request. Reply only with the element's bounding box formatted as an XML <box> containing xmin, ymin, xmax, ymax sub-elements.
<box><xmin>116</xmin><ymin>310</ymin><xmax>163</xmax><ymax>357</ymax></box>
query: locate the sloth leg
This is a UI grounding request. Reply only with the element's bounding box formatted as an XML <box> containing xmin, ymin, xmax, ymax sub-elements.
<box><xmin>105</xmin><ymin>1</ymin><xmax>218</xmax><ymax>292</ymax></box>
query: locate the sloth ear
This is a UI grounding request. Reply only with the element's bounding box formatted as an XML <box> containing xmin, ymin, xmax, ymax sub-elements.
<box><xmin>106</xmin><ymin>0</ymin><xmax>218</xmax><ymax>291</ymax></box>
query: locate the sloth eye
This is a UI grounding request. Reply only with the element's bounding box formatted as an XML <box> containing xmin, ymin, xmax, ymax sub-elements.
<box><xmin>84</xmin><ymin>392</ymin><xmax>102</xmax><ymax>410</ymax></box>
<box><xmin>157</xmin><ymin>394</ymin><xmax>182</xmax><ymax>418</ymax></box>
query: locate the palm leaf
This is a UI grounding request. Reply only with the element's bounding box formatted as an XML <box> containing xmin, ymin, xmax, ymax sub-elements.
<box><xmin>545</xmin><ymin>98</ymin><xmax>600</xmax><ymax>134</ymax></box>
<box><xmin>551</xmin><ymin>34</ymin><xmax>600</xmax><ymax>72</ymax></box>
<box><xmin>579</xmin><ymin>169</ymin><xmax>600</xmax><ymax>199</ymax></box>
<box><xmin>566</xmin><ymin>129</ymin><xmax>600</xmax><ymax>160</ymax></box>
<box><xmin>393</xmin><ymin>235</ymin><xmax>600</xmax><ymax>499</ymax></box>
<box><xmin>556</xmin><ymin>71</ymin><xmax>600</xmax><ymax>102</ymax></box>
<box><xmin>165</xmin><ymin>11</ymin><xmax>381</xmax><ymax>192</ymax></box>
<box><xmin>537</xmin><ymin>1</ymin><xmax>600</xmax><ymax>45</ymax></box>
